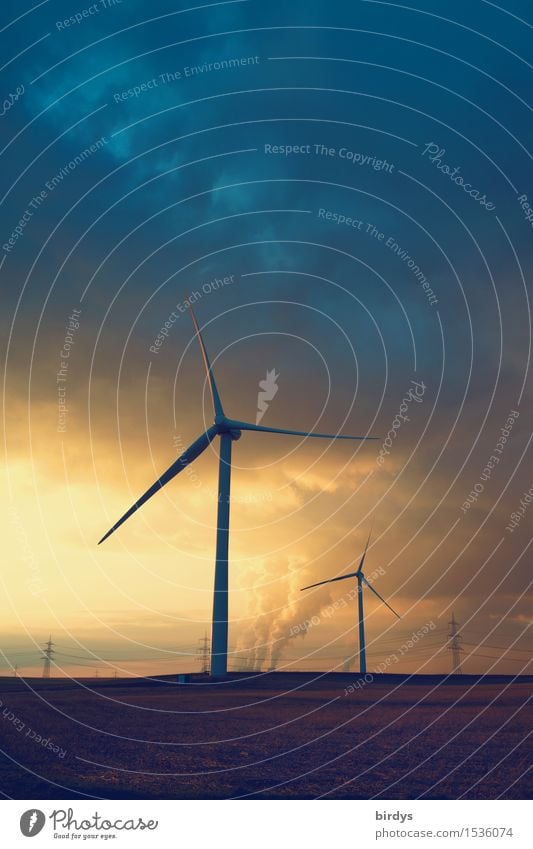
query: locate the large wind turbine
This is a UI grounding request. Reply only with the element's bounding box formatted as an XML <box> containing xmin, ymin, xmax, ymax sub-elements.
<box><xmin>99</xmin><ymin>307</ymin><xmax>376</xmax><ymax>676</ymax></box>
<box><xmin>301</xmin><ymin>529</ymin><xmax>400</xmax><ymax>674</ymax></box>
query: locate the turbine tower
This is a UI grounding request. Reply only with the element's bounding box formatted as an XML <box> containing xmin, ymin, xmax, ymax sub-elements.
<box><xmin>42</xmin><ymin>635</ymin><xmax>54</xmax><ymax>678</ymax></box>
<box><xmin>301</xmin><ymin>529</ymin><xmax>400</xmax><ymax>675</ymax></box>
<box><xmin>99</xmin><ymin>306</ymin><xmax>376</xmax><ymax>676</ymax></box>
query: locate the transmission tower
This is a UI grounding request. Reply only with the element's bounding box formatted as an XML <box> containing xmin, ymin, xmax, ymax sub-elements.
<box><xmin>197</xmin><ymin>632</ymin><xmax>211</xmax><ymax>674</ymax></box>
<box><xmin>42</xmin><ymin>635</ymin><xmax>54</xmax><ymax>678</ymax></box>
<box><xmin>447</xmin><ymin>612</ymin><xmax>464</xmax><ymax>674</ymax></box>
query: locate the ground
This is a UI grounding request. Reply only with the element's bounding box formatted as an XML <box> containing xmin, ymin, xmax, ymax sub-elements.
<box><xmin>0</xmin><ymin>673</ymin><xmax>531</xmax><ymax>799</ymax></box>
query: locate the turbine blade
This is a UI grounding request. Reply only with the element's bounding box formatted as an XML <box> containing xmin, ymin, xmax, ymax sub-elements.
<box><xmin>361</xmin><ymin>576</ymin><xmax>401</xmax><ymax>619</ymax></box>
<box><xmin>98</xmin><ymin>426</ymin><xmax>218</xmax><ymax>544</ymax></box>
<box><xmin>301</xmin><ymin>571</ymin><xmax>359</xmax><ymax>591</ymax></box>
<box><xmin>227</xmin><ymin>419</ymin><xmax>377</xmax><ymax>441</ymax></box>
<box><xmin>188</xmin><ymin>305</ymin><xmax>225</xmax><ymax>419</ymax></box>
<box><xmin>356</xmin><ymin>525</ymin><xmax>373</xmax><ymax>574</ymax></box>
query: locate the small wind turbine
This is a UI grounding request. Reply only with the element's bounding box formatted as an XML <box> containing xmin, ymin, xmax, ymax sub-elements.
<box><xmin>99</xmin><ymin>307</ymin><xmax>377</xmax><ymax>676</ymax></box>
<box><xmin>301</xmin><ymin>528</ymin><xmax>400</xmax><ymax>674</ymax></box>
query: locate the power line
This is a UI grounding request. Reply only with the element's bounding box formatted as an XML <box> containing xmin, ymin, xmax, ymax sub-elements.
<box><xmin>462</xmin><ymin>643</ymin><xmax>532</xmax><ymax>655</ymax></box>
<box><xmin>462</xmin><ymin>653</ymin><xmax>532</xmax><ymax>663</ymax></box>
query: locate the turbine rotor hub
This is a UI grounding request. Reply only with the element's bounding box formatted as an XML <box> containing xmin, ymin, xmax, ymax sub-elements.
<box><xmin>216</xmin><ymin>417</ymin><xmax>242</xmax><ymax>440</ymax></box>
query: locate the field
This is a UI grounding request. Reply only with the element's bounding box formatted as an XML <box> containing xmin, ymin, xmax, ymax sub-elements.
<box><xmin>0</xmin><ymin>673</ymin><xmax>531</xmax><ymax>799</ymax></box>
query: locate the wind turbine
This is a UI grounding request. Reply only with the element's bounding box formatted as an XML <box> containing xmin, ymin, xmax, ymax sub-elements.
<box><xmin>301</xmin><ymin>528</ymin><xmax>400</xmax><ymax>674</ymax></box>
<box><xmin>99</xmin><ymin>307</ymin><xmax>376</xmax><ymax>676</ymax></box>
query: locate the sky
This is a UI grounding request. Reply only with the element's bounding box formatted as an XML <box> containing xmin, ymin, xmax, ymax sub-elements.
<box><xmin>1</xmin><ymin>0</ymin><xmax>532</xmax><ymax>678</ymax></box>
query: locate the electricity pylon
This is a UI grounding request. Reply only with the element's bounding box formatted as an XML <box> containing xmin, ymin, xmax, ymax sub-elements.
<box><xmin>448</xmin><ymin>612</ymin><xmax>464</xmax><ymax>673</ymax></box>
<box><xmin>197</xmin><ymin>632</ymin><xmax>211</xmax><ymax>674</ymax></box>
<box><xmin>42</xmin><ymin>635</ymin><xmax>54</xmax><ymax>678</ymax></box>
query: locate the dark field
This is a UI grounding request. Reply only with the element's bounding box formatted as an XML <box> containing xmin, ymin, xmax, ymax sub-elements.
<box><xmin>0</xmin><ymin>674</ymin><xmax>531</xmax><ymax>799</ymax></box>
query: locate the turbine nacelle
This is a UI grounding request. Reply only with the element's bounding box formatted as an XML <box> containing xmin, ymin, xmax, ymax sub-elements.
<box><xmin>215</xmin><ymin>417</ymin><xmax>242</xmax><ymax>440</ymax></box>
